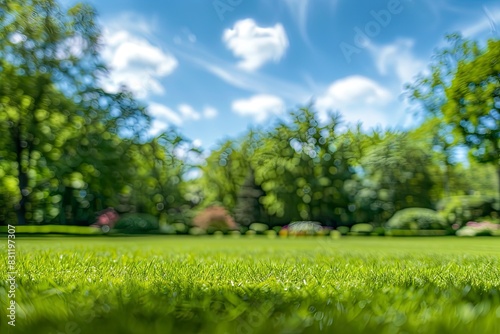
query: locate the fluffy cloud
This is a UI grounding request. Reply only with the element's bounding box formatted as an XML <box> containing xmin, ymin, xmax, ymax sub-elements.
<box><xmin>148</xmin><ymin>102</ymin><xmax>183</xmax><ymax>126</ymax></box>
<box><xmin>203</xmin><ymin>106</ymin><xmax>218</xmax><ymax>119</ymax></box>
<box><xmin>178</xmin><ymin>104</ymin><xmax>201</xmax><ymax>121</ymax></box>
<box><xmin>147</xmin><ymin>103</ymin><xmax>218</xmax><ymax>136</ymax></box>
<box><xmin>101</xmin><ymin>29</ymin><xmax>178</xmax><ymax>98</ymax></box>
<box><xmin>368</xmin><ymin>39</ymin><xmax>424</xmax><ymax>85</ymax></box>
<box><xmin>316</xmin><ymin>75</ymin><xmax>393</xmax><ymax>128</ymax></box>
<box><xmin>223</xmin><ymin>19</ymin><xmax>289</xmax><ymax>71</ymax></box>
<box><xmin>232</xmin><ymin>94</ymin><xmax>285</xmax><ymax>122</ymax></box>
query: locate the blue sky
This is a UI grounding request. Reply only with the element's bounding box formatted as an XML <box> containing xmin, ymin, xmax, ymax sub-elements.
<box><xmin>63</xmin><ymin>0</ymin><xmax>499</xmax><ymax>151</ymax></box>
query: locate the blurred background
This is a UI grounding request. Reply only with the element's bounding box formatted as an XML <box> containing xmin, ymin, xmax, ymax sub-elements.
<box><xmin>0</xmin><ymin>0</ymin><xmax>499</xmax><ymax>236</ymax></box>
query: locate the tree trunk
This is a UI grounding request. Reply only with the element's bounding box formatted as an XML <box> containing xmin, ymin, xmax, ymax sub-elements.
<box><xmin>444</xmin><ymin>163</ymin><xmax>450</xmax><ymax>197</ymax></box>
<box><xmin>13</xmin><ymin>127</ymin><xmax>27</xmax><ymax>225</ymax></box>
<box><xmin>497</xmin><ymin>166</ymin><xmax>500</xmax><ymax>209</ymax></box>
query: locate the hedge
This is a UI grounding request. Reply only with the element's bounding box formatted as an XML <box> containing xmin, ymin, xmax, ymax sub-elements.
<box><xmin>387</xmin><ymin>208</ymin><xmax>447</xmax><ymax>230</ymax></box>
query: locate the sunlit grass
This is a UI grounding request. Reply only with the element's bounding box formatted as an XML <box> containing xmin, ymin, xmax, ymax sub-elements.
<box><xmin>2</xmin><ymin>236</ymin><xmax>500</xmax><ymax>333</ymax></box>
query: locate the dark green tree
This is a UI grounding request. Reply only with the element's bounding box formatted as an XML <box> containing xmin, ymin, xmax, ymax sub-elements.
<box><xmin>443</xmin><ymin>38</ymin><xmax>500</xmax><ymax>202</ymax></box>
<box><xmin>234</xmin><ymin>168</ymin><xmax>266</xmax><ymax>226</ymax></box>
<box><xmin>404</xmin><ymin>33</ymin><xmax>482</xmax><ymax>197</ymax></box>
<box><xmin>0</xmin><ymin>0</ymin><xmax>149</xmax><ymax>224</ymax></box>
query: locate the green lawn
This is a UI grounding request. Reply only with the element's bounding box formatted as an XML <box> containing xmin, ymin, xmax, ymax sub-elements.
<box><xmin>2</xmin><ymin>236</ymin><xmax>500</xmax><ymax>334</ymax></box>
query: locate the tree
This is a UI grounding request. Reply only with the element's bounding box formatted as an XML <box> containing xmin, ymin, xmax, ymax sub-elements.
<box><xmin>124</xmin><ymin>131</ymin><xmax>200</xmax><ymax>225</ymax></box>
<box><xmin>404</xmin><ymin>33</ymin><xmax>482</xmax><ymax>197</ymax></box>
<box><xmin>234</xmin><ymin>168</ymin><xmax>265</xmax><ymax>226</ymax></box>
<box><xmin>0</xmin><ymin>0</ymin><xmax>149</xmax><ymax>224</ymax></box>
<box><xmin>357</xmin><ymin>131</ymin><xmax>437</xmax><ymax>224</ymax></box>
<box><xmin>198</xmin><ymin>138</ymin><xmax>252</xmax><ymax>211</ymax></box>
<box><xmin>443</xmin><ymin>38</ymin><xmax>500</xmax><ymax>202</ymax></box>
<box><xmin>254</xmin><ymin>107</ymin><xmax>356</xmax><ymax>225</ymax></box>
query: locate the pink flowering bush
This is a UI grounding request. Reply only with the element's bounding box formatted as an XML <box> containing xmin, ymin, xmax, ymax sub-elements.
<box><xmin>91</xmin><ymin>208</ymin><xmax>119</xmax><ymax>233</ymax></box>
<box><xmin>456</xmin><ymin>221</ymin><xmax>500</xmax><ymax>237</ymax></box>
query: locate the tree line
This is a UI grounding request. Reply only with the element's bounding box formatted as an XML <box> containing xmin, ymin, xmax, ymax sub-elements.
<box><xmin>0</xmin><ymin>0</ymin><xmax>498</xmax><ymax>227</ymax></box>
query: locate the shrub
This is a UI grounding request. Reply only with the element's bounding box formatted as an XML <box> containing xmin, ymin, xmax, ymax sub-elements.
<box><xmin>249</xmin><ymin>223</ymin><xmax>269</xmax><ymax>234</ymax></box>
<box><xmin>288</xmin><ymin>221</ymin><xmax>323</xmax><ymax>235</ymax></box>
<box><xmin>456</xmin><ymin>221</ymin><xmax>500</xmax><ymax>237</ymax></box>
<box><xmin>371</xmin><ymin>227</ymin><xmax>386</xmax><ymax>236</ymax></box>
<box><xmin>115</xmin><ymin>213</ymin><xmax>159</xmax><ymax>233</ymax></box>
<box><xmin>264</xmin><ymin>230</ymin><xmax>277</xmax><ymax>238</ymax></box>
<box><xmin>192</xmin><ymin>206</ymin><xmax>238</xmax><ymax>232</ymax></box>
<box><xmin>173</xmin><ymin>223</ymin><xmax>188</xmax><ymax>234</ymax></box>
<box><xmin>330</xmin><ymin>230</ymin><xmax>342</xmax><ymax>239</ymax></box>
<box><xmin>188</xmin><ymin>227</ymin><xmax>206</xmax><ymax>236</ymax></box>
<box><xmin>437</xmin><ymin>196</ymin><xmax>498</xmax><ymax>227</ymax></box>
<box><xmin>386</xmin><ymin>208</ymin><xmax>446</xmax><ymax>230</ymax></box>
<box><xmin>386</xmin><ymin>229</ymin><xmax>449</xmax><ymax>236</ymax></box>
<box><xmin>349</xmin><ymin>223</ymin><xmax>374</xmax><ymax>235</ymax></box>
<box><xmin>272</xmin><ymin>226</ymin><xmax>282</xmax><ymax>234</ymax></box>
<box><xmin>337</xmin><ymin>226</ymin><xmax>350</xmax><ymax>235</ymax></box>
<box><xmin>245</xmin><ymin>230</ymin><xmax>256</xmax><ymax>237</ymax></box>
<box><xmin>91</xmin><ymin>208</ymin><xmax>119</xmax><ymax>233</ymax></box>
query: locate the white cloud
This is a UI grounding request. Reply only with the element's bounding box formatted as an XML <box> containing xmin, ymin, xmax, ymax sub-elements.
<box><xmin>148</xmin><ymin>103</ymin><xmax>183</xmax><ymax>126</ymax></box>
<box><xmin>173</xmin><ymin>28</ymin><xmax>198</xmax><ymax>45</ymax></box>
<box><xmin>147</xmin><ymin>103</ymin><xmax>216</xmax><ymax>135</ymax></box>
<box><xmin>232</xmin><ymin>94</ymin><xmax>285</xmax><ymax>122</ymax></box>
<box><xmin>368</xmin><ymin>39</ymin><xmax>424</xmax><ymax>85</ymax></box>
<box><xmin>175</xmin><ymin>47</ymin><xmax>310</xmax><ymax>101</ymax></box>
<box><xmin>223</xmin><ymin>19</ymin><xmax>289</xmax><ymax>71</ymax></box>
<box><xmin>101</xmin><ymin>29</ymin><xmax>178</xmax><ymax>98</ymax></box>
<box><xmin>149</xmin><ymin>119</ymin><xmax>169</xmax><ymax>137</ymax></box>
<box><xmin>203</xmin><ymin>106</ymin><xmax>218</xmax><ymax>119</ymax></box>
<box><xmin>282</xmin><ymin>0</ymin><xmax>310</xmax><ymax>41</ymax></box>
<box><xmin>178</xmin><ymin>104</ymin><xmax>201</xmax><ymax>121</ymax></box>
<box><xmin>461</xmin><ymin>6</ymin><xmax>500</xmax><ymax>38</ymax></box>
<box><xmin>193</xmin><ymin>139</ymin><xmax>203</xmax><ymax>147</ymax></box>
<box><xmin>316</xmin><ymin>75</ymin><xmax>393</xmax><ymax>128</ymax></box>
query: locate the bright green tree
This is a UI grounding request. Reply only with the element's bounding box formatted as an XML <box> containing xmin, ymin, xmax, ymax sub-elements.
<box><xmin>443</xmin><ymin>38</ymin><xmax>500</xmax><ymax>202</ymax></box>
<box><xmin>0</xmin><ymin>0</ymin><xmax>149</xmax><ymax>224</ymax></box>
<box><xmin>404</xmin><ymin>33</ymin><xmax>482</xmax><ymax>197</ymax></box>
<box><xmin>357</xmin><ymin>131</ymin><xmax>437</xmax><ymax>224</ymax></box>
<box><xmin>254</xmin><ymin>107</ymin><xmax>356</xmax><ymax>225</ymax></box>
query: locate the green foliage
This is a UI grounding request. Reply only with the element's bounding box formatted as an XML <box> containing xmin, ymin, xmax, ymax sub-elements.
<box><xmin>349</xmin><ymin>223</ymin><xmax>373</xmax><ymax>235</ymax></box>
<box><xmin>197</xmin><ymin>137</ymin><xmax>255</xmax><ymax>211</ymax></box>
<box><xmin>0</xmin><ymin>225</ymin><xmax>100</xmax><ymax>234</ymax></box>
<box><xmin>385</xmin><ymin>229</ymin><xmax>449</xmax><ymax>236</ymax></box>
<box><xmin>5</xmin><ymin>237</ymin><xmax>500</xmax><ymax>334</ymax></box>
<box><xmin>455</xmin><ymin>222</ymin><xmax>500</xmax><ymax>237</ymax></box>
<box><xmin>188</xmin><ymin>227</ymin><xmax>206</xmax><ymax>236</ymax></box>
<box><xmin>254</xmin><ymin>107</ymin><xmax>357</xmax><ymax>225</ymax></box>
<box><xmin>330</xmin><ymin>229</ymin><xmax>342</xmax><ymax>239</ymax></box>
<box><xmin>443</xmin><ymin>39</ymin><xmax>500</xmax><ymax>167</ymax></box>
<box><xmin>249</xmin><ymin>222</ymin><xmax>269</xmax><ymax>233</ymax></box>
<box><xmin>371</xmin><ymin>227</ymin><xmax>386</xmax><ymax>236</ymax></box>
<box><xmin>287</xmin><ymin>221</ymin><xmax>323</xmax><ymax>235</ymax></box>
<box><xmin>115</xmin><ymin>213</ymin><xmax>159</xmax><ymax>233</ymax></box>
<box><xmin>356</xmin><ymin>131</ymin><xmax>437</xmax><ymax>225</ymax></box>
<box><xmin>234</xmin><ymin>168</ymin><xmax>265</xmax><ymax>226</ymax></box>
<box><xmin>337</xmin><ymin>226</ymin><xmax>350</xmax><ymax>235</ymax></box>
<box><xmin>437</xmin><ymin>196</ymin><xmax>499</xmax><ymax>227</ymax></box>
<box><xmin>387</xmin><ymin>208</ymin><xmax>447</xmax><ymax>230</ymax></box>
